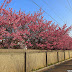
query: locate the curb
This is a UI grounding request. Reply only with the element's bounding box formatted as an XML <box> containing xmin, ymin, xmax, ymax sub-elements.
<box><xmin>33</xmin><ymin>58</ymin><xmax>72</xmax><ymax>72</ymax></box>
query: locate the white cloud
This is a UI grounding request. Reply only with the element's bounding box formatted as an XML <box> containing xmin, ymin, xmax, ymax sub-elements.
<box><xmin>68</xmin><ymin>30</ymin><xmax>72</xmax><ymax>37</ymax></box>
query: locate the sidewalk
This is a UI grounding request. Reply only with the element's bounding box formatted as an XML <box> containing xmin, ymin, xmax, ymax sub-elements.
<box><xmin>43</xmin><ymin>59</ymin><xmax>72</xmax><ymax>72</ymax></box>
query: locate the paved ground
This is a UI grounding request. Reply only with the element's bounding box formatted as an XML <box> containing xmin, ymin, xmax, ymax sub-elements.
<box><xmin>43</xmin><ymin>59</ymin><xmax>72</xmax><ymax>72</ymax></box>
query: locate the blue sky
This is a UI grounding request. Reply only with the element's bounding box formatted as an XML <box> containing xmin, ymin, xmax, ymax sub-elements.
<box><xmin>0</xmin><ymin>0</ymin><xmax>72</xmax><ymax>36</ymax></box>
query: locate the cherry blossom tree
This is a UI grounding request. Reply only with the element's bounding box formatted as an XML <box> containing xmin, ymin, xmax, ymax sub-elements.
<box><xmin>0</xmin><ymin>0</ymin><xmax>72</xmax><ymax>50</ymax></box>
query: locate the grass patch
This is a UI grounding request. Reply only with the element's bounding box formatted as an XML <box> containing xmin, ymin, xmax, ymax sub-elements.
<box><xmin>48</xmin><ymin>62</ymin><xmax>59</xmax><ymax>66</ymax></box>
<box><xmin>31</xmin><ymin>66</ymin><xmax>45</xmax><ymax>71</ymax></box>
<box><xmin>48</xmin><ymin>63</ymin><xmax>53</xmax><ymax>66</ymax></box>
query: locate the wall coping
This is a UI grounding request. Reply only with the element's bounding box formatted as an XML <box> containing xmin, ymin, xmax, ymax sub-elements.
<box><xmin>0</xmin><ymin>49</ymin><xmax>25</xmax><ymax>53</ymax></box>
<box><xmin>0</xmin><ymin>49</ymin><xmax>71</xmax><ymax>53</ymax></box>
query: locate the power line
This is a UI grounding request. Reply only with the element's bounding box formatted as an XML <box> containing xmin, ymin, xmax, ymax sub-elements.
<box><xmin>31</xmin><ymin>0</ymin><xmax>60</xmax><ymax>24</ymax></box>
<box><xmin>66</xmin><ymin>0</ymin><xmax>72</xmax><ymax>13</ymax></box>
<box><xmin>67</xmin><ymin>0</ymin><xmax>72</xmax><ymax>9</ymax></box>
<box><xmin>42</xmin><ymin>0</ymin><xmax>65</xmax><ymax>23</ymax></box>
<box><xmin>65</xmin><ymin>5</ymin><xmax>72</xmax><ymax>13</ymax></box>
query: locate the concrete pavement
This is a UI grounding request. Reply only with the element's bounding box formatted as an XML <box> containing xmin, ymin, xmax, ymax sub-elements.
<box><xmin>43</xmin><ymin>59</ymin><xmax>72</xmax><ymax>72</ymax></box>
